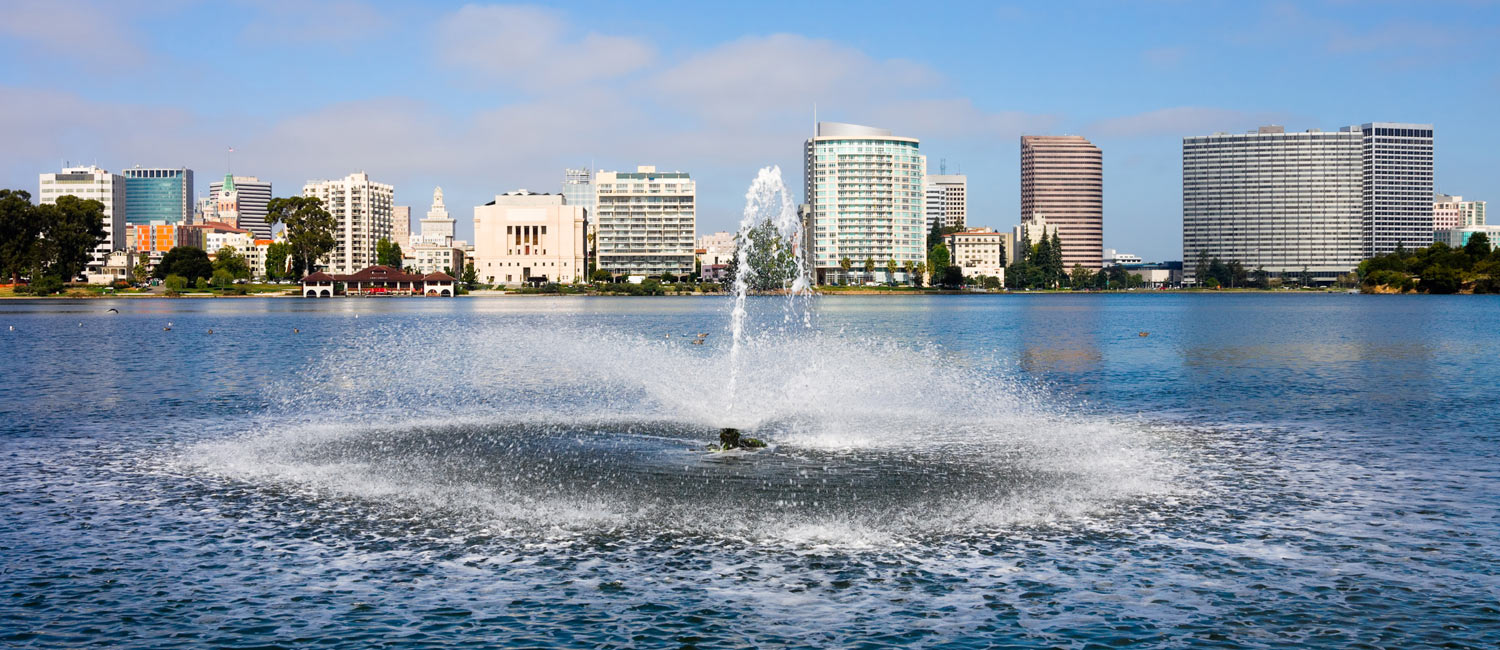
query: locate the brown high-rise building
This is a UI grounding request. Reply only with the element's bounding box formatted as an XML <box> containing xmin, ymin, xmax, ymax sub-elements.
<box><xmin>1021</xmin><ymin>135</ymin><xmax>1103</xmax><ymax>269</ymax></box>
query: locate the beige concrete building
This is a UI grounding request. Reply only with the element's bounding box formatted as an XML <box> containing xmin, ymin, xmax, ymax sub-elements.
<box><xmin>473</xmin><ymin>190</ymin><xmax>586</xmax><ymax>285</ymax></box>
<box><xmin>1010</xmin><ymin>215</ymin><xmax>1058</xmax><ymax>264</ymax></box>
<box><xmin>1021</xmin><ymin>135</ymin><xmax>1103</xmax><ymax>269</ymax></box>
<box><xmin>391</xmin><ymin>206</ymin><xmax>411</xmax><ymax>249</ymax></box>
<box><xmin>1434</xmin><ymin>194</ymin><xmax>1486</xmax><ymax>230</ymax></box>
<box><xmin>942</xmin><ymin>228</ymin><xmax>1007</xmax><ymax>282</ymax></box>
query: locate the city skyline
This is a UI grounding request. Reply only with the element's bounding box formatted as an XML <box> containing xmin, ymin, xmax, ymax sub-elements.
<box><xmin>2</xmin><ymin>1</ymin><xmax>1497</xmax><ymax>261</ymax></box>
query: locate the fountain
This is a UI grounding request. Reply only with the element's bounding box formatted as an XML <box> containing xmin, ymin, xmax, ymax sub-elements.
<box><xmin>722</xmin><ymin>166</ymin><xmax>815</xmax><ymax>448</ymax></box>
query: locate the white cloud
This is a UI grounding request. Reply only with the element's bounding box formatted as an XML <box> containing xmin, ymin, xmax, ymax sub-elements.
<box><xmin>1087</xmin><ymin>107</ymin><xmax>1298</xmax><ymax>138</ymax></box>
<box><xmin>434</xmin><ymin>4</ymin><xmax>654</xmax><ymax>88</ymax></box>
<box><xmin>0</xmin><ymin>0</ymin><xmax>148</xmax><ymax>62</ymax></box>
<box><xmin>653</xmin><ymin>33</ymin><xmax>938</xmax><ymax>127</ymax></box>
<box><xmin>240</xmin><ymin>0</ymin><xmax>392</xmax><ymax>44</ymax></box>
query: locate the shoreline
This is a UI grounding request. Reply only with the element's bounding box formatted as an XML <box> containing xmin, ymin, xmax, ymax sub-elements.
<box><xmin>0</xmin><ymin>288</ymin><xmax>1400</xmax><ymax>300</ymax></box>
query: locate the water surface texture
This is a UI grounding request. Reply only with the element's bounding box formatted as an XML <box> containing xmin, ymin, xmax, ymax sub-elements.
<box><xmin>2</xmin><ymin>295</ymin><xmax>1497</xmax><ymax>648</ymax></box>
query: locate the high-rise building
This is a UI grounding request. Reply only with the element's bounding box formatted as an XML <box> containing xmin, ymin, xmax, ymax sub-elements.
<box><xmin>1021</xmin><ymin>135</ymin><xmax>1103</xmax><ymax>269</ymax></box>
<box><xmin>416</xmin><ymin>187</ymin><xmax>455</xmax><ymax>246</ymax></box>
<box><xmin>563</xmin><ymin>168</ymin><xmax>596</xmax><ymax>269</ymax></box>
<box><xmin>39</xmin><ymin>165</ymin><xmax>127</xmax><ymax>271</ymax></box>
<box><xmin>472</xmin><ymin>190</ymin><xmax>586</xmax><ymax>285</ymax></box>
<box><xmin>209</xmin><ymin>176</ymin><xmax>272</xmax><ymax>239</ymax></box>
<box><xmin>122</xmin><ymin>167</ymin><xmax>192</xmax><ymax>225</ymax></box>
<box><xmin>594</xmin><ymin>166</ymin><xmax>696</xmax><ymax>277</ymax></box>
<box><xmin>1434</xmin><ymin>193</ymin><xmax>1485</xmax><ymax>230</ymax></box>
<box><xmin>1361</xmin><ymin>123</ymin><xmax>1434</xmax><ymax>256</ymax></box>
<box><xmin>804</xmin><ymin>122</ymin><xmax>926</xmax><ymax>284</ymax></box>
<box><xmin>924</xmin><ymin>174</ymin><xmax>967</xmax><ymax>230</ymax></box>
<box><xmin>1183</xmin><ymin>123</ymin><xmax>1435</xmax><ymax>282</ymax></box>
<box><xmin>391</xmin><ymin>206</ymin><xmax>411</xmax><ymax>249</ymax></box>
<box><xmin>1183</xmin><ymin>126</ymin><xmax>1363</xmax><ymax>282</ymax></box>
<box><xmin>302</xmin><ymin>172</ymin><xmax>394</xmax><ymax>274</ymax></box>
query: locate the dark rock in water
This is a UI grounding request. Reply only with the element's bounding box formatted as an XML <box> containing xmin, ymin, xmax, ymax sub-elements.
<box><xmin>719</xmin><ymin>428</ymin><xmax>741</xmax><ymax>449</ymax></box>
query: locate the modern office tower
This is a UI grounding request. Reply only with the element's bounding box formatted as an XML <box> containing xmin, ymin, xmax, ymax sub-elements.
<box><xmin>209</xmin><ymin>176</ymin><xmax>272</xmax><ymax>239</ymax></box>
<box><xmin>1434</xmin><ymin>193</ymin><xmax>1485</xmax><ymax>230</ymax></box>
<box><xmin>1183</xmin><ymin>123</ymin><xmax>1435</xmax><ymax>281</ymax></box>
<box><xmin>122</xmin><ymin>167</ymin><xmax>192</xmax><ymax>225</ymax></box>
<box><xmin>391</xmin><ymin>206</ymin><xmax>411</xmax><ymax>249</ymax></box>
<box><xmin>1184</xmin><ymin>126</ymin><xmax>1364</xmax><ymax>282</ymax></box>
<box><xmin>594</xmin><ymin>165</ymin><xmax>696</xmax><ymax>277</ymax></box>
<box><xmin>1361</xmin><ymin>123</ymin><xmax>1434</xmax><ymax>256</ymax></box>
<box><xmin>38</xmin><ymin>165</ymin><xmax>127</xmax><ymax>271</ymax></box>
<box><xmin>1021</xmin><ymin>135</ymin><xmax>1103</xmax><ymax>269</ymax></box>
<box><xmin>804</xmin><ymin>122</ymin><xmax>925</xmax><ymax>284</ymax></box>
<box><xmin>924</xmin><ymin>174</ymin><xmax>967</xmax><ymax>230</ymax></box>
<box><xmin>416</xmin><ymin>187</ymin><xmax>456</xmax><ymax>246</ymax></box>
<box><xmin>472</xmin><ymin>190</ymin><xmax>586</xmax><ymax>285</ymax></box>
<box><xmin>302</xmin><ymin>172</ymin><xmax>394</xmax><ymax>274</ymax></box>
<box><xmin>563</xmin><ymin>168</ymin><xmax>596</xmax><ymax>268</ymax></box>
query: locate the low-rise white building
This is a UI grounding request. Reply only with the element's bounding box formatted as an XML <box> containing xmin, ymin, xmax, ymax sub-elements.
<box><xmin>942</xmin><ymin>228</ymin><xmax>1008</xmax><ymax>283</ymax></box>
<box><xmin>39</xmin><ymin>165</ymin><xmax>127</xmax><ymax>273</ymax></box>
<box><xmin>410</xmin><ymin>243</ymin><xmax>464</xmax><ymax>276</ymax></box>
<box><xmin>1435</xmin><ymin>225</ymin><xmax>1500</xmax><ymax>250</ymax></box>
<box><xmin>473</xmin><ymin>190</ymin><xmax>586</xmax><ymax>285</ymax></box>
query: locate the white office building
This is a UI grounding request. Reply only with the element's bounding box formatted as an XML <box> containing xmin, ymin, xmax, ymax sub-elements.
<box><xmin>941</xmin><ymin>228</ymin><xmax>1007</xmax><ymax>283</ymax></box>
<box><xmin>1362</xmin><ymin>123</ymin><xmax>1434</xmax><ymax>256</ymax></box>
<box><xmin>38</xmin><ymin>165</ymin><xmax>127</xmax><ymax>272</ymax></box>
<box><xmin>302</xmin><ymin>172</ymin><xmax>394</xmax><ymax>274</ymax></box>
<box><xmin>804</xmin><ymin>122</ymin><xmax>926</xmax><ymax>284</ymax></box>
<box><xmin>594</xmin><ymin>166</ymin><xmax>696</xmax><ymax>277</ymax></box>
<box><xmin>416</xmin><ymin>187</ymin><xmax>456</xmax><ymax>246</ymax></box>
<box><xmin>473</xmin><ymin>190</ymin><xmax>586</xmax><ymax>285</ymax></box>
<box><xmin>209</xmin><ymin>176</ymin><xmax>272</xmax><ymax>239</ymax></box>
<box><xmin>924</xmin><ymin>174</ymin><xmax>967</xmax><ymax>230</ymax></box>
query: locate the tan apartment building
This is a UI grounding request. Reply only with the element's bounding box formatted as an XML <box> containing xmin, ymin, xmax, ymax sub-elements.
<box><xmin>942</xmin><ymin>228</ymin><xmax>1008</xmax><ymax>282</ymax></box>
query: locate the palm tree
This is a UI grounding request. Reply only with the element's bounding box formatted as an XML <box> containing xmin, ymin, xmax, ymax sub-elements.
<box><xmin>885</xmin><ymin>259</ymin><xmax>898</xmax><ymax>285</ymax></box>
<box><xmin>914</xmin><ymin>261</ymin><xmax>927</xmax><ymax>287</ymax></box>
<box><xmin>902</xmin><ymin>259</ymin><xmax>914</xmax><ymax>285</ymax></box>
<box><xmin>863</xmin><ymin>257</ymin><xmax>875</xmax><ymax>284</ymax></box>
<box><xmin>839</xmin><ymin>256</ymin><xmax>852</xmax><ymax>285</ymax></box>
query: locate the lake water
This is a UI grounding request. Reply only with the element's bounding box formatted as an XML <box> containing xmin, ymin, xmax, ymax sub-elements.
<box><xmin>2</xmin><ymin>294</ymin><xmax>1497</xmax><ymax>648</ymax></box>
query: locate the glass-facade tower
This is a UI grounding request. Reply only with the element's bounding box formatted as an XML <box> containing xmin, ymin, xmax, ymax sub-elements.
<box><xmin>123</xmin><ymin>167</ymin><xmax>193</xmax><ymax>225</ymax></box>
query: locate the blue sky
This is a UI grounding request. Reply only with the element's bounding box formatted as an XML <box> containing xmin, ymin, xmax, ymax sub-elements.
<box><xmin>2</xmin><ymin>0</ymin><xmax>1496</xmax><ymax>260</ymax></box>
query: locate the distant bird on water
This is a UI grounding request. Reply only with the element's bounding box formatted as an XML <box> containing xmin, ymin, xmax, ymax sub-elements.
<box><xmin>106</xmin><ymin>308</ymin><xmax>118</xmax><ymax>313</ymax></box>
<box><xmin>1138</xmin><ymin>332</ymin><xmax>1149</xmax><ymax>337</ymax></box>
<box><xmin>207</xmin><ymin>329</ymin><xmax>213</xmax><ymax>334</ymax></box>
<box><xmin>293</xmin><ymin>328</ymin><xmax>300</xmax><ymax>334</ymax></box>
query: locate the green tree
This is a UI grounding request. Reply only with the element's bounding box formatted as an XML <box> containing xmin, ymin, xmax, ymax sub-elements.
<box><xmin>1193</xmin><ymin>250</ymin><xmax>1211</xmax><ymax>287</ymax></box>
<box><xmin>862</xmin><ymin>257</ymin><xmax>875</xmax><ymax>283</ymax></box>
<box><xmin>940</xmin><ymin>265</ymin><xmax>964</xmax><ymax>288</ymax></box>
<box><xmin>1069</xmin><ymin>264</ymin><xmax>1094</xmax><ymax>289</ymax></box>
<box><xmin>913</xmin><ymin>261</ymin><xmax>926</xmax><ymax>288</ymax></box>
<box><xmin>211</xmin><ymin>267</ymin><xmax>236</xmax><ymax>288</ymax></box>
<box><xmin>735</xmin><ymin>221</ymin><xmax>799</xmax><ymax>291</ymax></box>
<box><xmin>927</xmin><ymin>243</ymin><xmax>950</xmax><ymax>283</ymax></box>
<box><xmin>164</xmin><ymin>274</ymin><xmax>188</xmax><ymax>294</ymax></box>
<box><xmin>154</xmin><ymin>246</ymin><xmax>213</xmax><ymax>283</ymax></box>
<box><xmin>264</xmin><ymin>242</ymin><xmax>291</xmax><ymax>280</ymax></box>
<box><xmin>1464</xmin><ymin>232</ymin><xmax>1492</xmax><ymax>259</ymax></box>
<box><xmin>131</xmin><ymin>258</ymin><xmax>150</xmax><ymax>284</ymax></box>
<box><xmin>1047</xmin><ymin>232</ymin><xmax>1065</xmax><ymax>288</ymax></box>
<box><xmin>884</xmin><ymin>259</ymin><xmax>897</xmax><ymax>284</ymax></box>
<box><xmin>1298</xmin><ymin>266</ymin><xmax>1315</xmax><ymax>288</ymax></box>
<box><xmin>902</xmin><ymin>260</ymin><xmax>914</xmax><ymax>285</ymax></box>
<box><xmin>461</xmin><ymin>260</ymin><xmax>477</xmax><ymax>287</ymax></box>
<box><xmin>375</xmin><ymin>237</ymin><xmax>403</xmax><ymax>267</ymax></box>
<box><xmin>213</xmin><ymin>245</ymin><xmax>251</xmax><ymax>279</ymax></box>
<box><xmin>0</xmin><ymin>189</ymin><xmax>44</xmax><ymax>285</ymax></box>
<box><xmin>838</xmin><ymin>256</ymin><xmax>852</xmax><ymax>285</ymax></box>
<box><xmin>34</xmin><ymin>195</ymin><xmax>107</xmax><ymax>282</ymax></box>
<box><xmin>591</xmin><ymin>268</ymin><xmax>612</xmax><ymax>283</ymax></box>
<box><xmin>265</xmin><ymin>196</ymin><xmax>336</xmax><ymax>277</ymax></box>
<box><xmin>1421</xmin><ymin>265</ymin><xmax>1462</xmax><ymax>294</ymax></box>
